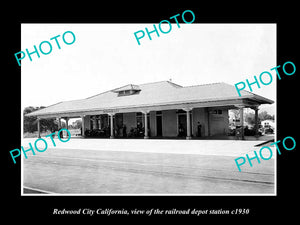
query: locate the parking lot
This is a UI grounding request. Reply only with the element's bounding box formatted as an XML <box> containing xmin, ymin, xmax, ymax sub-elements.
<box><xmin>22</xmin><ymin>138</ymin><xmax>275</xmax><ymax>195</ymax></box>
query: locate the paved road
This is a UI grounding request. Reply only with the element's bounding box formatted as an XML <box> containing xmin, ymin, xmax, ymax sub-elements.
<box><xmin>23</xmin><ymin>146</ymin><xmax>275</xmax><ymax>195</ymax></box>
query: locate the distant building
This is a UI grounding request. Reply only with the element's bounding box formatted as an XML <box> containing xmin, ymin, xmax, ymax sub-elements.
<box><xmin>261</xmin><ymin>119</ymin><xmax>275</xmax><ymax>129</ymax></box>
<box><xmin>26</xmin><ymin>81</ymin><xmax>273</xmax><ymax>139</ymax></box>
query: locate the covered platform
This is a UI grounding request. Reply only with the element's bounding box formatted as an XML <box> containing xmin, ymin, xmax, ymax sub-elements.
<box><xmin>26</xmin><ymin>81</ymin><xmax>274</xmax><ymax>140</ymax></box>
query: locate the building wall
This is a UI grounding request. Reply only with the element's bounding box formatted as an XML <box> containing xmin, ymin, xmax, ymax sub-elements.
<box><xmin>123</xmin><ymin>112</ymin><xmax>136</xmax><ymax>130</ymax></box>
<box><xmin>83</xmin><ymin>108</ymin><xmax>229</xmax><ymax>138</ymax></box>
<box><xmin>192</xmin><ymin>108</ymin><xmax>206</xmax><ymax>137</ymax></box>
<box><xmin>83</xmin><ymin>115</ymin><xmax>90</xmax><ymax>132</ymax></box>
<box><xmin>177</xmin><ymin>107</ymin><xmax>230</xmax><ymax>137</ymax></box>
<box><xmin>122</xmin><ymin>112</ymin><xmax>155</xmax><ymax>137</ymax></box>
<box><xmin>208</xmin><ymin>108</ymin><xmax>229</xmax><ymax>136</ymax></box>
<box><xmin>149</xmin><ymin>111</ymin><xmax>156</xmax><ymax>137</ymax></box>
<box><xmin>162</xmin><ymin>110</ymin><xmax>177</xmax><ymax>137</ymax></box>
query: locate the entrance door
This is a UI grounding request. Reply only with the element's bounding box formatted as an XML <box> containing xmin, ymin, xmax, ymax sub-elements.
<box><xmin>156</xmin><ymin>115</ymin><xmax>162</xmax><ymax>136</ymax></box>
<box><xmin>178</xmin><ymin>112</ymin><xmax>192</xmax><ymax>137</ymax></box>
<box><xmin>115</xmin><ymin>114</ymin><xmax>123</xmax><ymax>137</ymax></box>
<box><xmin>178</xmin><ymin>114</ymin><xmax>187</xmax><ymax>136</ymax></box>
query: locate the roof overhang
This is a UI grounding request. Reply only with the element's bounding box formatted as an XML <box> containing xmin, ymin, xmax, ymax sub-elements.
<box><xmin>26</xmin><ymin>96</ymin><xmax>273</xmax><ymax>119</ymax></box>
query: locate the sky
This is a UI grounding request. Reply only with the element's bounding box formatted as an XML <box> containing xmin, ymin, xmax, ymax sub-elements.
<box><xmin>21</xmin><ymin>23</ymin><xmax>276</xmax><ymax>114</ymax></box>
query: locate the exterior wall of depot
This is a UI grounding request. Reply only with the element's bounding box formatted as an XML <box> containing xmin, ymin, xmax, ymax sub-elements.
<box><xmin>82</xmin><ymin>107</ymin><xmax>229</xmax><ymax>137</ymax></box>
<box><xmin>208</xmin><ymin>108</ymin><xmax>229</xmax><ymax>136</ymax></box>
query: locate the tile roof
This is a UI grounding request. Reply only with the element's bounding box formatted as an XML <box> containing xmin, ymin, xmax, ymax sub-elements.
<box><xmin>27</xmin><ymin>81</ymin><xmax>274</xmax><ymax>117</ymax></box>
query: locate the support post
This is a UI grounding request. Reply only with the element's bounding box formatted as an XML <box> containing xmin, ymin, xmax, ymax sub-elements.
<box><xmin>65</xmin><ymin>118</ymin><xmax>69</xmax><ymax>130</ymax></box>
<box><xmin>99</xmin><ymin>115</ymin><xmax>102</xmax><ymax>129</ymax></box>
<box><xmin>65</xmin><ymin>117</ymin><xmax>69</xmax><ymax>138</ymax></box>
<box><xmin>92</xmin><ymin>116</ymin><xmax>97</xmax><ymax>129</ymax></box>
<box><xmin>57</xmin><ymin>117</ymin><xmax>61</xmax><ymax>129</ymax></box>
<box><xmin>37</xmin><ymin>118</ymin><xmax>41</xmax><ymax>138</ymax></box>
<box><xmin>95</xmin><ymin>116</ymin><xmax>99</xmax><ymax>129</ymax></box>
<box><xmin>81</xmin><ymin>115</ymin><xmax>85</xmax><ymax>138</ymax></box>
<box><xmin>58</xmin><ymin>117</ymin><xmax>63</xmax><ymax>138</ymax></box>
<box><xmin>183</xmin><ymin>108</ymin><xmax>192</xmax><ymax>140</ymax></box>
<box><xmin>239</xmin><ymin>107</ymin><xmax>245</xmax><ymax>140</ymax></box>
<box><xmin>142</xmin><ymin>111</ymin><xmax>149</xmax><ymax>139</ymax></box>
<box><xmin>109</xmin><ymin>113</ymin><xmax>115</xmax><ymax>139</ymax></box>
<box><xmin>254</xmin><ymin>107</ymin><xmax>259</xmax><ymax>139</ymax></box>
<box><xmin>207</xmin><ymin>108</ymin><xmax>211</xmax><ymax>136</ymax></box>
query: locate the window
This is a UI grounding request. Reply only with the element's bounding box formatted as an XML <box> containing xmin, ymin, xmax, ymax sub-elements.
<box><xmin>211</xmin><ymin>109</ymin><xmax>222</xmax><ymax>114</ymax></box>
<box><xmin>136</xmin><ymin>113</ymin><xmax>143</xmax><ymax>128</ymax></box>
<box><xmin>117</xmin><ymin>89</ymin><xmax>140</xmax><ymax>96</ymax></box>
<box><xmin>113</xmin><ymin>84</ymin><xmax>141</xmax><ymax>97</ymax></box>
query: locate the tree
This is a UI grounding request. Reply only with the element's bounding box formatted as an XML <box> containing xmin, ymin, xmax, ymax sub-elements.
<box><xmin>244</xmin><ymin>110</ymin><xmax>274</xmax><ymax>126</ymax></box>
<box><xmin>23</xmin><ymin>106</ymin><xmax>58</xmax><ymax>133</ymax></box>
<box><xmin>72</xmin><ymin>119</ymin><xmax>82</xmax><ymax>129</ymax></box>
<box><xmin>23</xmin><ymin>106</ymin><xmax>38</xmax><ymax>133</ymax></box>
<box><xmin>245</xmin><ymin>112</ymin><xmax>255</xmax><ymax>126</ymax></box>
<box><xmin>259</xmin><ymin>111</ymin><xmax>274</xmax><ymax>121</ymax></box>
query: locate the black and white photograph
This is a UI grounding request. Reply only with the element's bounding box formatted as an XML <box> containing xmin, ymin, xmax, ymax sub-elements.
<box><xmin>21</xmin><ymin>23</ymin><xmax>276</xmax><ymax>195</ymax></box>
<box><xmin>4</xmin><ymin>3</ymin><xmax>298</xmax><ymax>221</ymax></box>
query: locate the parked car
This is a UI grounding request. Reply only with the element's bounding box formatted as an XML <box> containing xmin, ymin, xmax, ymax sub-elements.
<box><xmin>264</xmin><ymin>127</ymin><xmax>274</xmax><ymax>134</ymax></box>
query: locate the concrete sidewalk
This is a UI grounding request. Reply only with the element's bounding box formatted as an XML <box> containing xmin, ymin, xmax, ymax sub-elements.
<box><xmin>22</xmin><ymin>137</ymin><xmax>275</xmax><ymax>157</ymax></box>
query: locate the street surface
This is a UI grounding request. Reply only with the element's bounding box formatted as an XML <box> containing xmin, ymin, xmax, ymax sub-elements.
<box><xmin>22</xmin><ymin>138</ymin><xmax>275</xmax><ymax>195</ymax></box>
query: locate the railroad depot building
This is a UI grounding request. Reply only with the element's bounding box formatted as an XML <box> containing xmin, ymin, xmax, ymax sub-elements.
<box><xmin>26</xmin><ymin>81</ymin><xmax>274</xmax><ymax>139</ymax></box>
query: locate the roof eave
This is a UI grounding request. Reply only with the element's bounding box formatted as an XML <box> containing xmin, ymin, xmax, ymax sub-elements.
<box><xmin>245</xmin><ymin>95</ymin><xmax>274</xmax><ymax>104</ymax></box>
